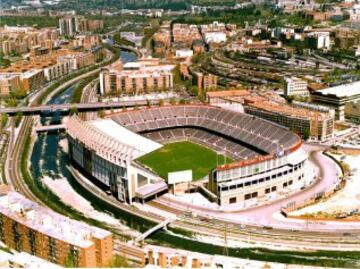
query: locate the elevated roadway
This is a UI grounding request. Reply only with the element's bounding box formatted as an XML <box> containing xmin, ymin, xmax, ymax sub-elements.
<box><xmin>0</xmin><ymin>98</ymin><xmax>185</xmax><ymax>115</ymax></box>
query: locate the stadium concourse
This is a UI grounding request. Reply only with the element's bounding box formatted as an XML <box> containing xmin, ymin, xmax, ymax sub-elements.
<box><xmin>66</xmin><ymin>104</ymin><xmax>307</xmax><ymax>207</ymax></box>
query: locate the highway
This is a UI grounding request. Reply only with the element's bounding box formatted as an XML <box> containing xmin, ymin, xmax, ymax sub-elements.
<box><xmin>6</xmin><ymin>116</ymin><xmax>45</xmax><ymax>205</ymax></box>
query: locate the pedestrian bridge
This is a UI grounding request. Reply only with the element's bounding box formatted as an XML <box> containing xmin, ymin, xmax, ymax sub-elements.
<box><xmin>132</xmin><ymin>218</ymin><xmax>173</xmax><ymax>244</ymax></box>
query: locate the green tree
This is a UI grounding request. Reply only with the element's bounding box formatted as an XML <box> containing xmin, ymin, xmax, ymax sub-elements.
<box><xmin>14</xmin><ymin>112</ymin><xmax>23</xmax><ymax>128</ymax></box>
<box><xmin>70</xmin><ymin>106</ymin><xmax>78</xmax><ymax>115</ymax></box>
<box><xmin>98</xmin><ymin>109</ymin><xmax>105</xmax><ymax>118</ymax></box>
<box><xmin>107</xmin><ymin>254</ymin><xmax>129</xmax><ymax>268</ymax></box>
<box><xmin>64</xmin><ymin>250</ymin><xmax>77</xmax><ymax>268</ymax></box>
<box><xmin>303</xmin><ymin>127</ymin><xmax>311</xmax><ymax>141</ymax></box>
<box><xmin>1</xmin><ymin>113</ymin><xmax>8</xmax><ymax>128</ymax></box>
<box><xmin>170</xmin><ymin>98</ymin><xmax>177</xmax><ymax>105</ymax></box>
<box><xmin>188</xmin><ymin>85</ymin><xmax>199</xmax><ymax>96</ymax></box>
<box><xmin>11</xmin><ymin>87</ymin><xmax>27</xmax><ymax>99</ymax></box>
<box><xmin>5</xmin><ymin>98</ymin><xmax>18</xmax><ymax>107</ymax></box>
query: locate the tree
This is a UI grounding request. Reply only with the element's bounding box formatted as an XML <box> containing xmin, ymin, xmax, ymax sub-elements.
<box><xmin>170</xmin><ymin>98</ymin><xmax>177</xmax><ymax>105</ymax></box>
<box><xmin>64</xmin><ymin>250</ymin><xmax>77</xmax><ymax>268</ymax></box>
<box><xmin>192</xmin><ymin>52</ymin><xmax>205</xmax><ymax>65</ymax></box>
<box><xmin>70</xmin><ymin>106</ymin><xmax>78</xmax><ymax>115</ymax></box>
<box><xmin>14</xmin><ymin>112</ymin><xmax>23</xmax><ymax>128</ymax></box>
<box><xmin>98</xmin><ymin>109</ymin><xmax>105</xmax><ymax>118</ymax></box>
<box><xmin>188</xmin><ymin>85</ymin><xmax>199</xmax><ymax>96</ymax></box>
<box><xmin>303</xmin><ymin>127</ymin><xmax>311</xmax><ymax>141</ymax></box>
<box><xmin>159</xmin><ymin>99</ymin><xmax>164</xmax><ymax>106</ymax></box>
<box><xmin>1</xmin><ymin>113</ymin><xmax>8</xmax><ymax>129</ymax></box>
<box><xmin>6</xmin><ymin>98</ymin><xmax>18</xmax><ymax>107</ymax></box>
<box><xmin>107</xmin><ymin>254</ymin><xmax>129</xmax><ymax>268</ymax></box>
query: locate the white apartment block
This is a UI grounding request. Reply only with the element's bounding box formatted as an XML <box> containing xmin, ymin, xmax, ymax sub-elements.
<box><xmin>284</xmin><ymin>77</ymin><xmax>309</xmax><ymax>96</ymax></box>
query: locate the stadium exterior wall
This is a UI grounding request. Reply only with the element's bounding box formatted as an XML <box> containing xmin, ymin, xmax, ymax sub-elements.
<box><xmin>209</xmin><ymin>148</ymin><xmax>307</xmax><ymax>206</ymax></box>
<box><xmin>67</xmin><ymin>135</ymin><xmax>159</xmax><ymax>204</ymax></box>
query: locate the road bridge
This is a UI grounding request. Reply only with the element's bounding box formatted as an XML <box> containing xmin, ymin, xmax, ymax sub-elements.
<box><xmin>113</xmin><ymin>44</ymin><xmax>143</xmax><ymax>58</ymax></box>
<box><xmin>0</xmin><ymin>98</ymin><xmax>184</xmax><ymax>115</ymax></box>
<box><xmin>35</xmin><ymin>124</ymin><xmax>66</xmax><ymax>133</ymax></box>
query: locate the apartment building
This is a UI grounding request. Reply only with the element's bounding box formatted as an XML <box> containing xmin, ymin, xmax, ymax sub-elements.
<box><xmin>0</xmin><ymin>187</ymin><xmax>113</xmax><ymax>268</ymax></box>
<box><xmin>305</xmin><ymin>31</ymin><xmax>331</xmax><ymax>49</ymax></box>
<box><xmin>0</xmin><ymin>26</ymin><xmax>58</xmax><ymax>56</ymax></box>
<box><xmin>284</xmin><ymin>77</ymin><xmax>309</xmax><ymax>97</ymax></box>
<box><xmin>0</xmin><ymin>74</ymin><xmax>22</xmax><ymax>96</ymax></box>
<box><xmin>334</xmin><ymin>28</ymin><xmax>360</xmax><ymax>49</ymax></box>
<box><xmin>192</xmin><ymin>71</ymin><xmax>218</xmax><ymax>93</ymax></box>
<box><xmin>244</xmin><ymin>100</ymin><xmax>334</xmax><ymax>141</ymax></box>
<box><xmin>59</xmin><ymin>16</ymin><xmax>103</xmax><ymax>36</ymax></box>
<box><xmin>73</xmin><ymin>35</ymin><xmax>101</xmax><ymax>50</ymax></box>
<box><xmin>172</xmin><ymin>24</ymin><xmax>202</xmax><ymax>48</ymax></box>
<box><xmin>59</xmin><ymin>16</ymin><xmax>76</xmax><ymax>36</ymax></box>
<box><xmin>276</xmin><ymin>0</ymin><xmax>318</xmax><ymax>13</ymax></box>
<box><xmin>153</xmin><ymin>21</ymin><xmax>171</xmax><ymax>50</ymax></box>
<box><xmin>43</xmin><ymin>61</ymin><xmax>70</xmax><ymax>82</ymax></box>
<box><xmin>100</xmin><ymin>59</ymin><xmax>175</xmax><ymax>95</ymax></box>
<box><xmin>57</xmin><ymin>52</ymin><xmax>95</xmax><ymax>70</ymax></box>
<box><xmin>20</xmin><ymin>69</ymin><xmax>45</xmax><ymax>92</ymax></box>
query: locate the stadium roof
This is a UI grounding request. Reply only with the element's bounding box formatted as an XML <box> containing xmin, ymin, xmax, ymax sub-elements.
<box><xmin>316</xmin><ymin>81</ymin><xmax>360</xmax><ymax>98</ymax></box>
<box><xmin>90</xmin><ymin>119</ymin><xmax>162</xmax><ymax>156</ymax></box>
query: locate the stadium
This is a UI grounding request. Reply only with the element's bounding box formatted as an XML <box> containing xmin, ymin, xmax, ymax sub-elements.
<box><xmin>66</xmin><ymin>105</ymin><xmax>307</xmax><ymax>206</ymax></box>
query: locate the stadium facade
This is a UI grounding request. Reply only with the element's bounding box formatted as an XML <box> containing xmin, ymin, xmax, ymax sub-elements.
<box><xmin>66</xmin><ymin>105</ymin><xmax>307</xmax><ymax>206</ymax></box>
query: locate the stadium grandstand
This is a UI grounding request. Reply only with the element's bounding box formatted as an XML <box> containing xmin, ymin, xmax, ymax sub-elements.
<box><xmin>67</xmin><ymin>105</ymin><xmax>307</xmax><ymax>206</ymax></box>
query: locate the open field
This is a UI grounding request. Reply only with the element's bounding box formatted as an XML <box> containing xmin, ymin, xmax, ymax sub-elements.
<box><xmin>137</xmin><ymin>141</ymin><xmax>232</xmax><ymax>181</ymax></box>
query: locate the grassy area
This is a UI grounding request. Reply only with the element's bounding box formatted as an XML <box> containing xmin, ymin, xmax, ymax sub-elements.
<box><xmin>137</xmin><ymin>141</ymin><xmax>232</xmax><ymax>181</ymax></box>
<box><xmin>70</xmin><ymin>73</ymin><xmax>99</xmax><ymax>103</ymax></box>
<box><xmin>0</xmin><ymin>16</ymin><xmax>58</xmax><ymax>28</ymax></box>
<box><xmin>142</xmin><ymin>19</ymin><xmax>160</xmax><ymax>48</ymax></box>
<box><xmin>149</xmin><ymin>230</ymin><xmax>360</xmax><ymax>268</ymax></box>
<box><xmin>173</xmin><ymin>5</ymin><xmax>315</xmax><ymax>27</ymax></box>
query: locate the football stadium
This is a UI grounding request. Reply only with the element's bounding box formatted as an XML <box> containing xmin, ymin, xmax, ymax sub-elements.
<box><xmin>67</xmin><ymin>105</ymin><xmax>307</xmax><ymax>206</ymax></box>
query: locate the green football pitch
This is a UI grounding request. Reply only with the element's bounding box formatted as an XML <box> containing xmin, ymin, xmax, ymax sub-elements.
<box><xmin>137</xmin><ymin>141</ymin><xmax>233</xmax><ymax>181</ymax></box>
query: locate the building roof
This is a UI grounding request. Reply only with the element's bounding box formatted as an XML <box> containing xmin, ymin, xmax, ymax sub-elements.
<box><xmin>0</xmin><ymin>190</ymin><xmax>111</xmax><ymax>248</ymax></box>
<box><xmin>135</xmin><ymin>181</ymin><xmax>168</xmax><ymax>199</ymax></box>
<box><xmin>206</xmin><ymin>90</ymin><xmax>250</xmax><ymax>98</ymax></box>
<box><xmin>316</xmin><ymin>80</ymin><xmax>360</xmax><ymax>98</ymax></box>
<box><xmin>247</xmin><ymin>100</ymin><xmax>332</xmax><ymax>120</ymax></box>
<box><xmin>90</xmin><ymin>119</ymin><xmax>162</xmax><ymax>156</ymax></box>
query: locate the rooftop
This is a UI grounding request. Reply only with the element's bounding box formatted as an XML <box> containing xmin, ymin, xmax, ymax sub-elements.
<box><xmin>207</xmin><ymin>89</ymin><xmax>250</xmax><ymax>98</ymax></box>
<box><xmin>90</xmin><ymin>118</ymin><xmax>162</xmax><ymax>156</ymax></box>
<box><xmin>248</xmin><ymin>100</ymin><xmax>331</xmax><ymax>120</ymax></box>
<box><xmin>0</xmin><ymin>190</ymin><xmax>111</xmax><ymax>249</ymax></box>
<box><xmin>315</xmin><ymin>81</ymin><xmax>360</xmax><ymax>98</ymax></box>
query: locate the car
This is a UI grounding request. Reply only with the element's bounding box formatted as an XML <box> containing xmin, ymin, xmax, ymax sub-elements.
<box><xmin>105</xmin><ymin>190</ymin><xmax>112</xmax><ymax>196</ymax></box>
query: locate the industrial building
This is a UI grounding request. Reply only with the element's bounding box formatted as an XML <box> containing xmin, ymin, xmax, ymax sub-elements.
<box><xmin>310</xmin><ymin>81</ymin><xmax>360</xmax><ymax>121</ymax></box>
